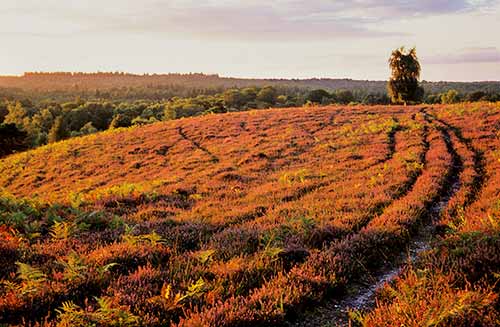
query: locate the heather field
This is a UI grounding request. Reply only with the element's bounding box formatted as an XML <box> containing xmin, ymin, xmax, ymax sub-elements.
<box><xmin>0</xmin><ymin>104</ymin><xmax>499</xmax><ymax>326</ymax></box>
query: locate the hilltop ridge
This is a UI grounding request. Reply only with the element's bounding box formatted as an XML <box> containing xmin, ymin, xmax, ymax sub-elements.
<box><xmin>1</xmin><ymin>72</ymin><xmax>500</xmax><ymax>94</ymax></box>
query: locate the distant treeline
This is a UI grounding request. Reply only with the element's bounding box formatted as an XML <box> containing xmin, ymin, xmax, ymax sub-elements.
<box><xmin>1</xmin><ymin>72</ymin><xmax>500</xmax><ymax>101</ymax></box>
<box><xmin>1</xmin><ymin>72</ymin><xmax>500</xmax><ymax>157</ymax></box>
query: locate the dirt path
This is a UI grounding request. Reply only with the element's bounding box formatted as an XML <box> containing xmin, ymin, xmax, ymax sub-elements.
<box><xmin>287</xmin><ymin>118</ymin><xmax>464</xmax><ymax>327</ymax></box>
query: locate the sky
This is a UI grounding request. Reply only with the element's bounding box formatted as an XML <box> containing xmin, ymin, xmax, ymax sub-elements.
<box><xmin>1</xmin><ymin>0</ymin><xmax>500</xmax><ymax>81</ymax></box>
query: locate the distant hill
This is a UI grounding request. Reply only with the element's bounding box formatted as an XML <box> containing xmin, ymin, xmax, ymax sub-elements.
<box><xmin>1</xmin><ymin>72</ymin><xmax>500</xmax><ymax>95</ymax></box>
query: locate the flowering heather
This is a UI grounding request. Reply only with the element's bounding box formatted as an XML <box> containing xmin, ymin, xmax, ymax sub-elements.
<box><xmin>0</xmin><ymin>104</ymin><xmax>499</xmax><ymax>326</ymax></box>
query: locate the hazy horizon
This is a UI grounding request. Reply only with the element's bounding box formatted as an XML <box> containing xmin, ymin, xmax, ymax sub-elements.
<box><xmin>3</xmin><ymin>1</ymin><xmax>500</xmax><ymax>82</ymax></box>
<box><xmin>3</xmin><ymin>71</ymin><xmax>500</xmax><ymax>84</ymax></box>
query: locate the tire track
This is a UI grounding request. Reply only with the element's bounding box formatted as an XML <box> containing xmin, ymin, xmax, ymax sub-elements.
<box><xmin>177</xmin><ymin>114</ymin><xmax>435</xmax><ymax>326</ymax></box>
<box><xmin>288</xmin><ymin>116</ymin><xmax>464</xmax><ymax>327</ymax></box>
<box><xmin>228</xmin><ymin>114</ymin><xmax>417</xmax><ymax>231</ymax></box>
<box><xmin>425</xmin><ymin>110</ymin><xmax>487</xmax><ymax>207</ymax></box>
<box><xmin>177</xmin><ymin>126</ymin><xmax>220</xmax><ymax>163</ymax></box>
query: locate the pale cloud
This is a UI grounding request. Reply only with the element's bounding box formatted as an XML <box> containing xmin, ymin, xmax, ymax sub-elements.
<box><xmin>1</xmin><ymin>0</ymin><xmax>499</xmax><ymax>80</ymax></box>
<box><xmin>1</xmin><ymin>0</ymin><xmax>495</xmax><ymax>40</ymax></box>
<box><xmin>426</xmin><ymin>47</ymin><xmax>500</xmax><ymax>64</ymax></box>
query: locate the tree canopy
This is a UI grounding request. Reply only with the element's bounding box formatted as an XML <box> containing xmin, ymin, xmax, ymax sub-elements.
<box><xmin>0</xmin><ymin>123</ymin><xmax>28</xmax><ymax>157</ymax></box>
<box><xmin>387</xmin><ymin>47</ymin><xmax>424</xmax><ymax>105</ymax></box>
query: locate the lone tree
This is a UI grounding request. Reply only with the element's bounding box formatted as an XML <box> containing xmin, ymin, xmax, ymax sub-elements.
<box><xmin>387</xmin><ymin>47</ymin><xmax>423</xmax><ymax>105</ymax></box>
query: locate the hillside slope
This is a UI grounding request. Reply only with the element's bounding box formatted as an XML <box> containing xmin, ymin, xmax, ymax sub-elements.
<box><xmin>0</xmin><ymin>104</ymin><xmax>498</xmax><ymax>326</ymax></box>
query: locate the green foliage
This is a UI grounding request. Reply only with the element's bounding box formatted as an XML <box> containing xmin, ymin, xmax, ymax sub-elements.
<box><xmin>56</xmin><ymin>297</ymin><xmax>139</xmax><ymax>327</ymax></box>
<box><xmin>224</xmin><ymin>89</ymin><xmax>246</xmax><ymax>109</ymax></box>
<box><xmin>140</xmin><ymin>231</ymin><xmax>165</xmax><ymax>246</ymax></box>
<box><xmin>256</xmin><ymin>86</ymin><xmax>277</xmax><ymax>105</ymax></box>
<box><xmin>262</xmin><ymin>246</ymin><xmax>284</xmax><ymax>262</ymax></box>
<box><xmin>122</xmin><ymin>225</ymin><xmax>165</xmax><ymax>246</ymax></box>
<box><xmin>15</xmin><ymin>262</ymin><xmax>47</xmax><ymax>295</ymax></box>
<box><xmin>109</xmin><ymin>113</ymin><xmax>132</xmax><ymax>129</ymax></box>
<box><xmin>68</xmin><ymin>191</ymin><xmax>84</xmax><ymax>208</ymax></box>
<box><xmin>76</xmin><ymin>122</ymin><xmax>98</xmax><ymax>136</ymax></box>
<box><xmin>306</xmin><ymin>89</ymin><xmax>331</xmax><ymax>104</ymax></box>
<box><xmin>0</xmin><ymin>102</ymin><xmax>8</xmax><ymax>122</ymax></box>
<box><xmin>59</xmin><ymin>252</ymin><xmax>88</xmax><ymax>281</ymax></box>
<box><xmin>174</xmin><ymin>277</ymin><xmax>207</xmax><ymax>305</ymax></box>
<box><xmin>241</xmin><ymin>87</ymin><xmax>258</xmax><ymax>103</ymax></box>
<box><xmin>50</xmin><ymin>220</ymin><xmax>77</xmax><ymax>239</ymax></box>
<box><xmin>4</xmin><ymin>102</ymin><xmax>28</xmax><ymax>128</ymax></box>
<box><xmin>335</xmin><ymin>89</ymin><xmax>355</xmax><ymax>104</ymax></box>
<box><xmin>163</xmin><ymin>104</ymin><xmax>177</xmax><ymax>121</ymax></box>
<box><xmin>0</xmin><ymin>123</ymin><xmax>28</xmax><ymax>157</ymax></box>
<box><xmin>48</xmin><ymin>116</ymin><xmax>67</xmax><ymax>143</ymax></box>
<box><xmin>387</xmin><ymin>47</ymin><xmax>424</xmax><ymax>105</ymax></box>
<box><xmin>441</xmin><ymin>89</ymin><xmax>460</xmax><ymax>104</ymax></box>
<box><xmin>194</xmin><ymin>249</ymin><xmax>216</xmax><ymax>265</ymax></box>
<box><xmin>131</xmin><ymin>116</ymin><xmax>158</xmax><ymax>126</ymax></box>
<box><xmin>55</xmin><ymin>301</ymin><xmax>90</xmax><ymax>327</ymax></box>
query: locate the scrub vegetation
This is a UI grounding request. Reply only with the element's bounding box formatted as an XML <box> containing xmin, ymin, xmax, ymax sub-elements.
<box><xmin>0</xmin><ymin>103</ymin><xmax>499</xmax><ymax>326</ymax></box>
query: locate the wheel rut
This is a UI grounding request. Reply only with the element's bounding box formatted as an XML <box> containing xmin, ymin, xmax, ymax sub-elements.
<box><xmin>425</xmin><ymin>110</ymin><xmax>487</xmax><ymax>206</ymax></box>
<box><xmin>177</xmin><ymin>114</ymin><xmax>428</xmax><ymax>317</ymax></box>
<box><xmin>177</xmin><ymin>126</ymin><xmax>220</xmax><ymax>163</ymax></box>
<box><xmin>214</xmin><ymin>114</ymin><xmax>432</xmax><ymax>323</ymax></box>
<box><xmin>288</xmin><ymin>113</ymin><xmax>465</xmax><ymax>327</ymax></box>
